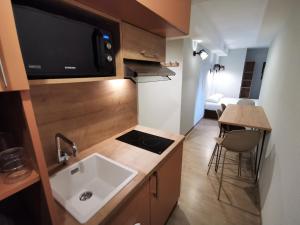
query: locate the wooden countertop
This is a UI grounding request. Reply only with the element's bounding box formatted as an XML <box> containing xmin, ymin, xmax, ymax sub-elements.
<box><xmin>52</xmin><ymin>125</ymin><xmax>185</xmax><ymax>225</ymax></box>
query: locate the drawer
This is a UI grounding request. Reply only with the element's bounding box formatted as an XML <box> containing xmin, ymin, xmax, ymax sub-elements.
<box><xmin>122</xmin><ymin>23</ymin><xmax>165</xmax><ymax>62</ymax></box>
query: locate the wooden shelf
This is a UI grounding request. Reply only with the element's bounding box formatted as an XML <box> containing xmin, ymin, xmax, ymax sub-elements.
<box><xmin>240</xmin><ymin>61</ymin><xmax>255</xmax><ymax>98</ymax></box>
<box><xmin>0</xmin><ymin>169</ymin><xmax>40</xmax><ymax>201</ymax></box>
<box><xmin>29</xmin><ymin>76</ymin><xmax>124</xmax><ymax>86</ymax></box>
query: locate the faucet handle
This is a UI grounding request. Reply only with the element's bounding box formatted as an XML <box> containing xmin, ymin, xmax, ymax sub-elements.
<box><xmin>72</xmin><ymin>144</ymin><xmax>78</xmax><ymax>157</ymax></box>
<box><xmin>58</xmin><ymin>150</ymin><xmax>69</xmax><ymax>164</ymax></box>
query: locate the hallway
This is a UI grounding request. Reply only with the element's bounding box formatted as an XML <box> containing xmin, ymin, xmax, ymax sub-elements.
<box><xmin>167</xmin><ymin>119</ymin><xmax>261</xmax><ymax>225</ymax></box>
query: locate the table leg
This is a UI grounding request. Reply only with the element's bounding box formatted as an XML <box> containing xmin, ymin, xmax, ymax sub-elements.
<box><xmin>256</xmin><ymin>130</ymin><xmax>267</xmax><ymax>182</ymax></box>
<box><xmin>254</xmin><ymin>144</ymin><xmax>260</xmax><ymax>174</ymax></box>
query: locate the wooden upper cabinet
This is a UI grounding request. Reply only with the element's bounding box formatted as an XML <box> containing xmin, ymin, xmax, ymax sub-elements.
<box><xmin>136</xmin><ymin>0</ymin><xmax>191</xmax><ymax>34</ymax></box>
<box><xmin>122</xmin><ymin>23</ymin><xmax>166</xmax><ymax>62</ymax></box>
<box><xmin>75</xmin><ymin>0</ymin><xmax>191</xmax><ymax>37</ymax></box>
<box><xmin>0</xmin><ymin>0</ymin><xmax>29</xmax><ymax>92</ymax></box>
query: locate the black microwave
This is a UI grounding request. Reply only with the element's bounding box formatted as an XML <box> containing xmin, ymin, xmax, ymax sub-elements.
<box><xmin>13</xmin><ymin>5</ymin><xmax>115</xmax><ymax>79</ymax></box>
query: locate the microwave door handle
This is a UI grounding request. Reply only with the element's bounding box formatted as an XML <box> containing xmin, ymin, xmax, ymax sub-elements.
<box><xmin>94</xmin><ymin>29</ymin><xmax>104</xmax><ymax>69</ymax></box>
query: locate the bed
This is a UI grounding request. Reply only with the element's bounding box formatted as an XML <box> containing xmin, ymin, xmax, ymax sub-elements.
<box><xmin>204</xmin><ymin>94</ymin><xmax>259</xmax><ymax>119</ymax></box>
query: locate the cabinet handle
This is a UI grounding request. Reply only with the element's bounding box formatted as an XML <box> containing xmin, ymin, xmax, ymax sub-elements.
<box><xmin>140</xmin><ymin>50</ymin><xmax>159</xmax><ymax>59</ymax></box>
<box><xmin>150</xmin><ymin>171</ymin><xmax>159</xmax><ymax>199</ymax></box>
<box><xmin>134</xmin><ymin>223</ymin><xmax>141</xmax><ymax>225</ymax></box>
<box><xmin>0</xmin><ymin>57</ymin><xmax>8</xmax><ymax>88</ymax></box>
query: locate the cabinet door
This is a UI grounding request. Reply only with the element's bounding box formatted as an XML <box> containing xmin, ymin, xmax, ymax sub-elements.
<box><xmin>0</xmin><ymin>0</ymin><xmax>29</xmax><ymax>92</ymax></box>
<box><xmin>105</xmin><ymin>181</ymin><xmax>150</xmax><ymax>225</ymax></box>
<box><xmin>75</xmin><ymin>0</ymin><xmax>188</xmax><ymax>37</ymax></box>
<box><xmin>136</xmin><ymin>0</ymin><xmax>191</xmax><ymax>34</ymax></box>
<box><xmin>150</xmin><ymin>143</ymin><xmax>183</xmax><ymax>225</ymax></box>
<box><xmin>122</xmin><ymin>23</ymin><xmax>166</xmax><ymax>62</ymax></box>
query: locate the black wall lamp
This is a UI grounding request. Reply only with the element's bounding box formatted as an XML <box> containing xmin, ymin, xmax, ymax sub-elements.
<box><xmin>210</xmin><ymin>64</ymin><xmax>225</xmax><ymax>73</ymax></box>
<box><xmin>193</xmin><ymin>49</ymin><xmax>209</xmax><ymax>60</ymax></box>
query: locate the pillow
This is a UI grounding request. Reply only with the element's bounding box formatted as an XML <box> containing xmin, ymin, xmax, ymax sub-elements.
<box><xmin>206</xmin><ymin>93</ymin><xmax>224</xmax><ymax>103</ymax></box>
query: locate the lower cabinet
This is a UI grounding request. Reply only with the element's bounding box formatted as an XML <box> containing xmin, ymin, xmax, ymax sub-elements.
<box><xmin>104</xmin><ymin>181</ymin><xmax>150</xmax><ymax>225</ymax></box>
<box><xmin>105</xmin><ymin>143</ymin><xmax>183</xmax><ymax>225</ymax></box>
<box><xmin>150</xmin><ymin>143</ymin><xmax>183</xmax><ymax>225</ymax></box>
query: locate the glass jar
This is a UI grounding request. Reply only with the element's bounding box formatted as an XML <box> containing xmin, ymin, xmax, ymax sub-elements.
<box><xmin>0</xmin><ymin>132</ymin><xmax>15</xmax><ymax>152</ymax></box>
<box><xmin>0</xmin><ymin>147</ymin><xmax>32</xmax><ymax>183</ymax></box>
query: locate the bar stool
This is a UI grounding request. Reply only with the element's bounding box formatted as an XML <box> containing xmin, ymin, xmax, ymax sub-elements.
<box><xmin>216</xmin><ymin>109</ymin><xmax>245</xmax><ymax>137</ymax></box>
<box><xmin>221</xmin><ymin>103</ymin><xmax>226</xmax><ymax>112</ymax></box>
<box><xmin>209</xmin><ymin>110</ymin><xmax>246</xmax><ymax>173</ymax></box>
<box><xmin>215</xmin><ymin>130</ymin><xmax>261</xmax><ymax>200</ymax></box>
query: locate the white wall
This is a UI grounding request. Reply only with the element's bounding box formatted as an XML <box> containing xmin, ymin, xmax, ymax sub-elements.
<box><xmin>207</xmin><ymin>49</ymin><xmax>247</xmax><ymax>98</ymax></box>
<box><xmin>259</xmin><ymin>1</ymin><xmax>300</xmax><ymax>224</ymax></box>
<box><xmin>138</xmin><ymin>37</ymin><xmax>217</xmax><ymax>135</ymax></box>
<box><xmin>190</xmin><ymin>2</ymin><xmax>228</xmax><ymax>56</ymax></box>
<box><xmin>137</xmin><ymin>40</ymin><xmax>183</xmax><ymax>134</ymax></box>
<box><xmin>180</xmin><ymin>40</ymin><xmax>217</xmax><ymax>134</ymax></box>
<box><xmin>246</xmin><ymin>48</ymin><xmax>269</xmax><ymax>99</ymax></box>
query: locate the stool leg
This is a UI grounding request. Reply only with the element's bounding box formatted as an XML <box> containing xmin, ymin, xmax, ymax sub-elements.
<box><xmin>208</xmin><ymin>143</ymin><xmax>218</xmax><ymax>166</ymax></box>
<box><xmin>216</xmin><ymin>146</ymin><xmax>223</xmax><ymax>172</ymax></box>
<box><xmin>215</xmin><ymin>147</ymin><xmax>219</xmax><ymax>172</ymax></box>
<box><xmin>207</xmin><ymin>143</ymin><xmax>218</xmax><ymax>175</ymax></box>
<box><xmin>218</xmin><ymin>151</ymin><xmax>227</xmax><ymax>200</ymax></box>
<box><xmin>250</xmin><ymin>150</ymin><xmax>254</xmax><ymax>177</ymax></box>
<box><xmin>238</xmin><ymin>153</ymin><xmax>242</xmax><ymax>176</ymax></box>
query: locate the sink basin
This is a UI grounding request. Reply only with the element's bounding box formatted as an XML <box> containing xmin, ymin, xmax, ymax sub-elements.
<box><xmin>50</xmin><ymin>153</ymin><xmax>137</xmax><ymax>224</ymax></box>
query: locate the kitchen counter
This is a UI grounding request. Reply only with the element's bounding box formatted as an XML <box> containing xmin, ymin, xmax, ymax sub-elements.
<box><xmin>53</xmin><ymin>125</ymin><xmax>185</xmax><ymax>225</ymax></box>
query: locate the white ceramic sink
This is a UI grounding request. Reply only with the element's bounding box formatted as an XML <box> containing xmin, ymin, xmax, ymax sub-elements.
<box><xmin>50</xmin><ymin>153</ymin><xmax>137</xmax><ymax>224</ymax></box>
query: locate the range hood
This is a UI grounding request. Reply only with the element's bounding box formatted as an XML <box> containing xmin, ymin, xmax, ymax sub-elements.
<box><xmin>124</xmin><ymin>60</ymin><xmax>176</xmax><ymax>83</ymax></box>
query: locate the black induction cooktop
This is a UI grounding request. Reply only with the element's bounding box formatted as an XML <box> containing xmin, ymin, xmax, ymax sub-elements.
<box><xmin>116</xmin><ymin>130</ymin><xmax>175</xmax><ymax>155</ymax></box>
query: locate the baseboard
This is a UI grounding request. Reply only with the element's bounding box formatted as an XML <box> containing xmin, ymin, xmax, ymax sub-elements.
<box><xmin>185</xmin><ymin>119</ymin><xmax>201</xmax><ymax>136</ymax></box>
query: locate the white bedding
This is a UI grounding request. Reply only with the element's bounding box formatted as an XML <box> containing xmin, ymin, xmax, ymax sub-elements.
<box><xmin>205</xmin><ymin>97</ymin><xmax>259</xmax><ymax>111</ymax></box>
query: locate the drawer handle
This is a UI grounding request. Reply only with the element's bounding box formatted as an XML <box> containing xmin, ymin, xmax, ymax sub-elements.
<box><xmin>150</xmin><ymin>171</ymin><xmax>159</xmax><ymax>199</ymax></box>
<box><xmin>134</xmin><ymin>223</ymin><xmax>141</xmax><ymax>225</ymax></box>
<box><xmin>0</xmin><ymin>57</ymin><xmax>8</xmax><ymax>88</ymax></box>
<box><xmin>140</xmin><ymin>50</ymin><xmax>159</xmax><ymax>59</ymax></box>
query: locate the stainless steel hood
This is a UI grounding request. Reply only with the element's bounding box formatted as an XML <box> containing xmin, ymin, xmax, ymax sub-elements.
<box><xmin>124</xmin><ymin>60</ymin><xmax>176</xmax><ymax>83</ymax></box>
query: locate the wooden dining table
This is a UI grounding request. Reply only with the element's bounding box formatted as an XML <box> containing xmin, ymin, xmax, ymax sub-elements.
<box><xmin>219</xmin><ymin>104</ymin><xmax>272</xmax><ymax>182</ymax></box>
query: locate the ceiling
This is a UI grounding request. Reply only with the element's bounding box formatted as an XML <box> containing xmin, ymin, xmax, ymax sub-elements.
<box><xmin>190</xmin><ymin>0</ymin><xmax>292</xmax><ymax>54</ymax></box>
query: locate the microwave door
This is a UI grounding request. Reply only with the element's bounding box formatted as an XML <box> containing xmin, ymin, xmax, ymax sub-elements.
<box><xmin>14</xmin><ymin>5</ymin><xmax>108</xmax><ymax>78</ymax></box>
<box><xmin>93</xmin><ymin>29</ymin><xmax>104</xmax><ymax>70</ymax></box>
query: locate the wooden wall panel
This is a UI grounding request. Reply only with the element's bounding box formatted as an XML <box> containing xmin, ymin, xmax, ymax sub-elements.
<box><xmin>30</xmin><ymin>80</ymin><xmax>138</xmax><ymax>168</ymax></box>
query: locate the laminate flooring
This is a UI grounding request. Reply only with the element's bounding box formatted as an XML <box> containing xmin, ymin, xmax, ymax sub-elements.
<box><xmin>167</xmin><ymin>119</ymin><xmax>261</xmax><ymax>225</ymax></box>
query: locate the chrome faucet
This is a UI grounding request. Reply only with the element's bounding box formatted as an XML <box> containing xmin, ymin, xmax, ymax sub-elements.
<box><xmin>55</xmin><ymin>133</ymin><xmax>78</xmax><ymax>164</ymax></box>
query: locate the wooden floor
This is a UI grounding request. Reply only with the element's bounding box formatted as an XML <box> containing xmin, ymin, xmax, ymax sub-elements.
<box><xmin>167</xmin><ymin>119</ymin><xmax>261</xmax><ymax>225</ymax></box>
